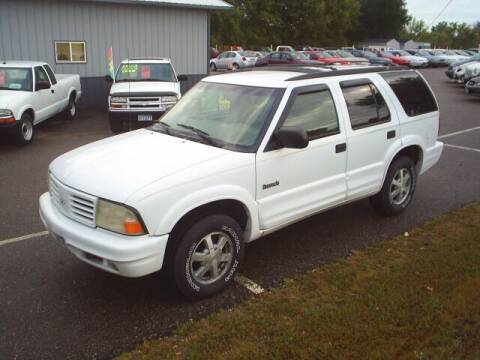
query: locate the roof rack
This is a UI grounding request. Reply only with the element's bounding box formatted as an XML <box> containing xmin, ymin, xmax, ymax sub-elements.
<box><xmin>286</xmin><ymin>65</ymin><xmax>410</xmax><ymax>81</ymax></box>
<box><xmin>229</xmin><ymin>64</ymin><xmax>410</xmax><ymax>81</ymax></box>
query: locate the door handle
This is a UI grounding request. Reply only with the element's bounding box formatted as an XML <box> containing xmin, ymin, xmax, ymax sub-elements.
<box><xmin>51</xmin><ymin>89</ymin><xmax>55</xmax><ymax>94</ymax></box>
<box><xmin>336</xmin><ymin>143</ymin><xmax>347</xmax><ymax>153</ymax></box>
<box><xmin>387</xmin><ymin>130</ymin><xmax>396</xmax><ymax>139</ymax></box>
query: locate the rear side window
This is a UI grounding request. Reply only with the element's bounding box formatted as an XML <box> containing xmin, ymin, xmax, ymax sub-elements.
<box><xmin>341</xmin><ymin>81</ymin><xmax>391</xmax><ymax>130</ymax></box>
<box><xmin>44</xmin><ymin>65</ymin><xmax>57</xmax><ymax>85</ymax></box>
<box><xmin>282</xmin><ymin>89</ymin><xmax>340</xmax><ymax>140</ymax></box>
<box><xmin>381</xmin><ymin>71</ymin><xmax>438</xmax><ymax>117</ymax></box>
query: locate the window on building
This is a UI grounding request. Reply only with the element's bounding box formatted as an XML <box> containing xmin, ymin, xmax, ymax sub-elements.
<box><xmin>55</xmin><ymin>41</ymin><xmax>87</xmax><ymax>63</ymax></box>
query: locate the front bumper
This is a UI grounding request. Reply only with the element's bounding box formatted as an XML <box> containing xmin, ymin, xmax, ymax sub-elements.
<box><xmin>39</xmin><ymin>192</ymin><xmax>169</xmax><ymax>278</ymax></box>
<box><xmin>109</xmin><ymin>110</ymin><xmax>166</xmax><ymax>123</ymax></box>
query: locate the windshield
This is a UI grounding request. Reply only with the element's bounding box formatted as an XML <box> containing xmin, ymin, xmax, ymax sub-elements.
<box><xmin>115</xmin><ymin>63</ymin><xmax>176</xmax><ymax>83</ymax></box>
<box><xmin>326</xmin><ymin>51</ymin><xmax>340</xmax><ymax>57</ymax></box>
<box><xmin>395</xmin><ymin>50</ymin><xmax>410</xmax><ymax>56</ymax></box>
<box><xmin>317</xmin><ymin>51</ymin><xmax>333</xmax><ymax>58</ymax></box>
<box><xmin>152</xmin><ymin>82</ymin><xmax>281</xmax><ymax>152</ymax></box>
<box><xmin>240</xmin><ymin>51</ymin><xmax>256</xmax><ymax>57</ymax></box>
<box><xmin>0</xmin><ymin>68</ymin><xmax>33</xmax><ymax>91</ymax></box>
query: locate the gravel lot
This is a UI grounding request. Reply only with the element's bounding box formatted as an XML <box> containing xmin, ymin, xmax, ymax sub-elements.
<box><xmin>0</xmin><ymin>68</ymin><xmax>479</xmax><ymax>359</ymax></box>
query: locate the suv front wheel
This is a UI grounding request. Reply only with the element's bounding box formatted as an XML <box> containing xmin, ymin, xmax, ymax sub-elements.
<box><xmin>370</xmin><ymin>156</ymin><xmax>417</xmax><ymax>217</ymax></box>
<box><xmin>172</xmin><ymin>215</ymin><xmax>245</xmax><ymax>299</ymax></box>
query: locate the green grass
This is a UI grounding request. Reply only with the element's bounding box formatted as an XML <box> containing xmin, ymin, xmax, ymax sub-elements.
<box><xmin>119</xmin><ymin>203</ymin><xmax>480</xmax><ymax>360</ymax></box>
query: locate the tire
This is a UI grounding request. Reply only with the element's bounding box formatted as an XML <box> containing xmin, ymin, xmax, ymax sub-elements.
<box><xmin>109</xmin><ymin>118</ymin><xmax>124</xmax><ymax>134</ymax></box>
<box><xmin>232</xmin><ymin>63</ymin><xmax>240</xmax><ymax>71</ymax></box>
<box><xmin>65</xmin><ymin>95</ymin><xmax>77</xmax><ymax>120</ymax></box>
<box><xmin>370</xmin><ymin>156</ymin><xmax>417</xmax><ymax>217</ymax></box>
<box><xmin>210</xmin><ymin>63</ymin><xmax>217</xmax><ymax>72</ymax></box>
<box><xmin>15</xmin><ymin>113</ymin><xmax>34</xmax><ymax>146</ymax></box>
<box><xmin>172</xmin><ymin>214</ymin><xmax>245</xmax><ymax>300</ymax></box>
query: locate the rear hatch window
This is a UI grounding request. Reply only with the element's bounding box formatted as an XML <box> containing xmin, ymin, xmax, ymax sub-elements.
<box><xmin>380</xmin><ymin>71</ymin><xmax>438</xmax><ymax>117</ymax></box>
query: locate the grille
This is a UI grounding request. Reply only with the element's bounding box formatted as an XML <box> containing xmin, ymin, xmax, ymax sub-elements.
<box><xmin>49</xmin><ymin>174</ymin><xmax>97</xmax><ymax>227</ymax></box>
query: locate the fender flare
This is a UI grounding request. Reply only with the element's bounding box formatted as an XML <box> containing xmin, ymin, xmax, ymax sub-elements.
<box><xmin>153</xmin><ymin>185</ymin><xmax>261</xmax><ymax>242</ymax></box>
<box><xmin>380</xmin><ymin>136</ymin><xmax>425</xmax><ymax>188</ymax></box>
<box><xmin>18</xmin><ymin>105</ymin><xmax>35</xmax><ymax>122</ymax></box>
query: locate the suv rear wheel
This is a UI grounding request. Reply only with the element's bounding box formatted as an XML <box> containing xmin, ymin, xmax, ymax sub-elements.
<box><xmin>370</xmin><ymin>156</ymin><xmax>417</xmax><ymax>217</ymax></box>
<box><xmin>172</xmin><ymin>214</ymin><xmax>244</xmax><ymax>299</ymax></box>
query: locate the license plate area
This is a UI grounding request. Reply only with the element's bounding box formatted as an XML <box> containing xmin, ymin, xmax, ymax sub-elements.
<box><xmin>138</xmin><ymin>114</ymin><xmax>153</xmax><ymax>122</ymax></box>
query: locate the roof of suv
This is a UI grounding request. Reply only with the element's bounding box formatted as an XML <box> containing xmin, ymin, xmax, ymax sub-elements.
<box><xmin>204</xmin><ymin>65</ymin><xmax>409</xmax><ymax>88</ymax></box>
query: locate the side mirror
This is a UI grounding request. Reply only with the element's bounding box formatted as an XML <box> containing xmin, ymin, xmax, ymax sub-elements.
<box><xmin>177</xmin><ymin>75</ymin><xmax>188</xmax><ymax>82</ymax></box>
<box><xmin>275</xmin><ymin>126</ymin><xmax>309</xmax><ymax>149</ymax></box>
<box><xmin>36</xmin><ymin>81</ymin><xmax>51</xmax><ymax>91</ymax></box>
<box><xmin>105</xmin><ymin>75</ymin><xmax>114</xmax><ymax>83</ymax></box>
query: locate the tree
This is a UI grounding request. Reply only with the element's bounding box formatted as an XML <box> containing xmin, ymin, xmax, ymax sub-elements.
<box><xmin>353</xmin><ymin>0</ymin><xmax>410</xmax><ymax>41</ymax></box>
<box><xmin>211</xmin><ymin>0</ymin><xmax>361</xmax><ymax>49</ymax></box>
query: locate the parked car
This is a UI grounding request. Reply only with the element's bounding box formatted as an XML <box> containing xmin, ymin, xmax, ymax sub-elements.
<box><xmin>382</xmin><ymin>50</ymin><xmax>429</xmax><ymax>68</ymax></box>
<box><xmin>445</xmin><ymin>54</ymin><xmax>480</xmax><ymax>79</ymax></box>
<box><xmin>325</xmin><ymin>50</ymin><xmax>370</xmax><ymax>65</ymax></box>
<box><xmin>39</xmin><ymin>66</ymin><xmax>443</xmax><ymax>299</ymax></box>
<box><xmin>351</xmin><ymin>49</ymin><xmax>393</xmax><ymax>66</ymax></box>
<box><xmin>379</xmin><ymin>51</ymin><xmax>411</xmax><ymax>66</ymax></box>
<box><xmin>415</xmin><ymin>49</ymin><xmax>451</xmax><ymax>67</ymax></box>
<box><xmin>106</xmin><ymin>58</ymin><xmax>186</xmax><ymax>134</ymax></box>
<box><xmin>463</xmin><ymin>61</ymin><xmax>480</xmax><ymax>83</ymax></box>
<box><xmin>255</xmin><ymin>52</ymin><xmax>317</xmax><ymax>66</ymax></box>
<box><xmin>210</xmin><ymin>51</ymin><xmax>257</xmax><ymax>71</ymax></box>
<box><xmin>453</xmin><ymin>61</ymin><xmax>480</xmax><ymax>83</ymax></box>
<box><xmin>465</xmin><ymin>76</ymin><xmax>480</xmax><ymax>94</ymax></box>
<box><xmin>303</xmin><ymin>51</ymin><xmax>350</xmax><ymax>65</ymax></box>
<box><xmin>0</xmin><ymin>61</ymin><xmax>81</xmax><ymax>145</ymax></box>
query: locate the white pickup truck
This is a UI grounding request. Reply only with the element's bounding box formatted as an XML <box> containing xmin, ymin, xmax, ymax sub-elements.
<box><xmin>0</xmin><ymin>61</ymin><xmax>81</xmax><ymax>145</ymax></box>
<box><xmin>106</xmin><ymin>58</ymin><xmax>186</xmax><ymax>133</ymax></box>
<box><xmin>40</xmin><ymin>65</ymin><xmax>443</xmax><ymax>299</ymax></box>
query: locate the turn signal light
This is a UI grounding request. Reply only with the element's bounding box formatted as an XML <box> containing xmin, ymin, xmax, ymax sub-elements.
<box><xmin>0</xmin><ymin>116</ymin><xmax>15</xmax><ymax>124</ymax></box>
<box><xmin>124</xmin><ymin>219</ymin><xmax>144</xmax><ymax>235</ymax></box>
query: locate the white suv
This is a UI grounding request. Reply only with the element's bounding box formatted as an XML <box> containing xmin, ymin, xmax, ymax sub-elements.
<box><xmin>40</xmin><ymin>66</ymin><xmax>443</xmax><ymax>299</ymax></box>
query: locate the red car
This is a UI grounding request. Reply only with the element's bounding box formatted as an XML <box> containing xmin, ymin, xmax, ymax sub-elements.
<box><xmin>379</xmin><ymin>51</ymin><xmax>410</xmax><ymax>66</ymax></box>
<box><xmin>303</xmin><ymin>51</ymin><xmax>350</xmax><ymax>65</ymax></box>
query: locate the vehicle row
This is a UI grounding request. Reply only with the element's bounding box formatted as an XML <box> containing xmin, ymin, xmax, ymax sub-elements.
<box><xmin>444</xmin><ymin>55</ymin><xmax>480</xmax><ymax>97</ymax></box>
<box><xmin>209</xmin><ymin>47</ymin><xmax>478</xmax><ymax>71</ymax></box>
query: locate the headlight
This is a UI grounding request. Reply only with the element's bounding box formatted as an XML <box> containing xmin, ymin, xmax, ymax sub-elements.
<box><xmin>0</xmin><ymin>109</ymin><xmax>15</xmax><ymax>123</ymax></box>
<box><xmin>110</xmin><ymin>97</ymin><xmax>128</xmax><ymax>104</ymax></box>
<box><xmin>96</xmin><ymin>199</ymin><xmax>146</xmax><ymax>236</ymax></box>
<box><xmin>0</xmin><ymin>109</ymin><xmax>13</xmax><ymax>117</ymax></box>
<box><xmin>161</xmin><ymin>96</ymin><xmax>178</xmax><ymax>103</ymax></box>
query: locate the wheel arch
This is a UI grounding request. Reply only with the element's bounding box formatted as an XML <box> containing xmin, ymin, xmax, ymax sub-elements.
<box><xmin>162</xmin><ymin>198</ymin><xmax>254</xmax><ymax>265</ymax></box>
<box><xmin>381</xmin><ymin>142</ymin><xmax>425</xmax><ymax>189</ymax></box>
<box><xmin>19</xmin><ymin>107</ymin><xmax>35</xmax><ymax>122</ymax></box>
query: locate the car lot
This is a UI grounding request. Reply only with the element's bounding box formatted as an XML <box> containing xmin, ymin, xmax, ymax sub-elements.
<box><xmin>0</xmin><ymin>68</ymin><xmax>479</xmax><ymax>359</ymax></box>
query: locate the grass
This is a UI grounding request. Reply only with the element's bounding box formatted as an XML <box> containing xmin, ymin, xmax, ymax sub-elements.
<box><xmin>119</xmin><ymin>203</ymin><xmax>480</xmax><ymax>360</ymax></box>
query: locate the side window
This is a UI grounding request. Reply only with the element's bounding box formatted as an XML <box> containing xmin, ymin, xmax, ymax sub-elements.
<box><xmin>270</xmin><ymin>53</ymin><xmax>281</xmax><ymax>60</ymax></box>
<box><xmin>341</xmin><ymin>81</ymin><xmax>391</xmax><ymax>130</ymax></box>
<box><xmin>380</xmin><ymin>71</ymin><xmax>438</xmax><ymax>117</ymax></box>
<box><xmin>43</xmin><ymin>65</ymin><xmax>57</xmax><ymax>85</ymax></box>
<box><xmin>282</xmin><ymin>89</ymin><xmax>340</xmax><ymax>140</ymax></box>
<box><xmin>34</xmin><ymin>66</ymin><xmax>50</xmax><ymax>89</ymax></box>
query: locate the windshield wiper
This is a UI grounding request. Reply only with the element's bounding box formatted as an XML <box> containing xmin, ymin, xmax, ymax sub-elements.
<box><xmin>152</xmin><ymin>121</ymin><xmax>171</xmax><ymax>135</ymax></box>
<box><xmin>176</xmin><ymin>123</ymin><xmax>216</xmax><ymax>146</ymax></box>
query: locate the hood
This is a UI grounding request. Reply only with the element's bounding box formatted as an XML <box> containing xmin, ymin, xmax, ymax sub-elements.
<box><xmin>0</xmin><ymin>90</ymin><xmax>31</xmax><ymax>109</ymax></box>
<box><xmin>50</xmin><ymin>130</ymin><xmax>231</xmax><ymax>203</ymax></box>
<box><xmin>110</xmin><ymin>81</ymin><xmax>180</xmax><ymax>96</ymax></box>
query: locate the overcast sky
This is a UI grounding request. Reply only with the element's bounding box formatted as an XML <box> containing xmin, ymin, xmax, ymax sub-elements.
<box><xmin>406</xmin><ymin>0</ymin><xmax>480</xmax><ymax>26</ymax></box>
